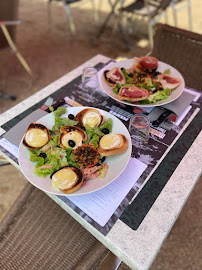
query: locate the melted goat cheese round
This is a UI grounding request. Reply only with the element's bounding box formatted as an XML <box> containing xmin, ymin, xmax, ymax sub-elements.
<box><xmin>99</xmin><ymin>134</ymin><xmax>121</xmax><ymax>150</ymax></box>
<box><xmin>52</xmin><ymin>168</ymin><xmax>77</xmax><ymax>190</ymax></box>
<box><xmin>61</xmin><ymin>131</ymin><xmax>82</xmax><ymax>149</ymax></box>
<box><xmin>82</xmin><ymin>112</ymin><xmax>101</xmax><ymax>128</ymax></box>
<box><xmin>25</xmin><ymin>129</ymin><xmax>48</xmax><ymax>147</ymax></box>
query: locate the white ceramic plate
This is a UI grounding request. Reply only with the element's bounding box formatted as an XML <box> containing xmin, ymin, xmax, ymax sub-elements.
<box><xmin>99</xmin><ymin>59</ymin><xmax>185</xmax><ymax>107</ymax></box>
<box><xmin>18</xmin><ymin>107</ymin><xmax>132</xmax><ymax>196</ymax></box>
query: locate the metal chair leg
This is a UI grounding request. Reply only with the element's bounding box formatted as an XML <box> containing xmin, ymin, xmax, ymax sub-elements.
<box><xmin>171</xmin><ymin>2</ymin><xmax>178</xmax><ymax>27</ymax></box>
<box><xmin>90</xmin><ymin>0</ymin><xmax>99</xmax><ymax>25</ymax></box>
<box><xmin>187</xmin><ymin>0</ymin><xmax>193</xmax><ymax>31</ymax></box>
<box><xmin>92</xmin><ymin>0</ymin><xmax>120</xmax><ymax>39</ymax></box>
<box><xmin>0</xmin><ymin>24</ymin><xmax>32</xmax><ymax>75</ymax></box>
<box><xmin>62</xmin><ymin>0</ymin><xmax>76</xmax><ymax>35</ymax></box>
<box><xmin>118</xmin><ymin>21</ymin><xmax>131</xmax><ymax>50</ymax></box>
<box><xmin>164</xmin><ymin>10</ymin><xmax>168</xmax><ymax>24</ymax></box>
<box><xmin>47</xmin><ymin>0</ymin><xmax>53</xmax><ymax>27</ymax></box>
<box><xmin>148</xmin><ymin>22</ymin><xmax>154</xmax><ymax>49</ymax></box>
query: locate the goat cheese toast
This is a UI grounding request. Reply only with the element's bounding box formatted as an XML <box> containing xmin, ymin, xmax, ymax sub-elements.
<box><xmin>21</xmin><ymin>107</ymin><xmax>130</xmax><ymax>194</ymax></box>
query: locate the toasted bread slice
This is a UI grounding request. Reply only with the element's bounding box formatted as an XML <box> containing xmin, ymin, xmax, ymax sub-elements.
<box><xmin>75</xmin><ymin>108</ymin><xmax>105</xmax><ymax>128</ymax></box>
<box><xmin>73</xmin><ymin>144</ymin><xmax>100</xmax><ymax>168</ymax></box>
<box><xmin>98</xmin><ymin>134</ymin><xmax>128</xmax><ymax>156</ymax></box>
<box><xmin>51</xmin><ymin>166</ymin><xmax>83</xmax><ymax>194</ymax></box>
<box><xmin>103</xmin><ymin>70</ymin><xmax>116</xmax><ymax>87</ymax></box>
<box><xmin>118</xmin><ymin>85</ymin><xmax>149</xmax><ymax>102</ymax></box>
<box><xmin>59</xmin><ymin>125</ymin><xmax>87</xmax><ymax>150</ymax></box>
<box><xmin>23</xmin><ymin>123</ymin><xmax>50</xmax><ymax>149</ymax></box>
<box><xmin>118</xmin><ymin>94</ymin><xmax>149</xmax><ymax>102</ymax></box>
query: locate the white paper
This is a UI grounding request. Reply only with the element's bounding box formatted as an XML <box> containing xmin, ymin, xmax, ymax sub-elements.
<box><xmin>0</xmin><ymin>137</ymin><xmax>19</xmax><ymax>158</ymax></box>
<box><xmin>68</xmin><ymin>158</ymin><xmax>147</xmax><ymax>226</ymax></box>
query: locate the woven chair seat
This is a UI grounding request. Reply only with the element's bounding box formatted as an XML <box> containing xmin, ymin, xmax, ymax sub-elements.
<box><xmin>0</xmin><ymin>184</ymin><xmax>108</xmax><ymax>270</ymax></box>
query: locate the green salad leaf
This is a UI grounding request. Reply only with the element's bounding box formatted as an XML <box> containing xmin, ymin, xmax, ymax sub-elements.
<box><xmin>84</xmin><ymin>124</ymin><xmax>105</xmax><ymax>148</ymax></box>
<box><xmin>52</xmin><ymin>117</ymin><xmax>78</xmax><ymax>132</ymax></box>
<box><xmin>51</xmin><ymin>107</ymin><xmax>78</xmax><ymax>131</ymax></box>
<box><xmin>113</xmin><ymin>84</ymin><xmax>121</xmax><ymax>95</ymax></box>
<box><xmin>121</xmin><ymin>68</ymin><xmax>134</xmax><ymax>83</ymax></box>
<box><xmin>99</xmin><ymin>166</ymin><xmax>108</xmax><ymax>178</ymax></box>
<box><xmin>48</xmin><ymin>106</ymin><xmax>54</xmax><ymax>112</ymax></box>
<box><xmin>99</xmin><ymin>118</ymin><xmax>112</xmax><ymax>133</ymax></box>
<box><xmin>165</xmin><ymin>69</ymin><xmax>171</xmax><ymax>75</ymax></box>
<box><xmin>65</xmin><ymin>148</ymin><xmax>80</xmax><ymax>168</ymax></box>
<box><xmin>50</xmin><ymin>134</ymin><xmax>60</xmax><ymax>147</ymax></box>
<box><xmin>146</xmin><ymin>78</ymin><xmax>153</xmax><ymax>87</ymax></box>
<box><xmin>140</xmin><ymin>88</ymin><xmax>171</xmax><ymax>104</ymax></box>
<box><xmin>54</xmin><ymin>107</ymin><xmax>66</xmax><ymax>117</ymax></box>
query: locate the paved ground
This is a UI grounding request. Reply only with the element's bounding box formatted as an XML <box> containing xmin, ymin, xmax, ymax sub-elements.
<box><xmin>0</xmin><ymin>0</ymin><xmax>201</xmax><ymax>269</ymax></box>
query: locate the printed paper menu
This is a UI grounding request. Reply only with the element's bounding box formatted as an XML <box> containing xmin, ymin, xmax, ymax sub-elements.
<box><xmin>68</xmin><ymin>158</ymin><xmax>147</xmax><ymax>226</ymax></box>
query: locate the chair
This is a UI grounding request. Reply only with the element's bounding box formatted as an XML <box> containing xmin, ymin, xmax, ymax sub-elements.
<box><xmin>48</xmin><ymin>0</ymin><xmax>98</xmax><ymax>35</ymax></box>
<box><xmin>170</xmin><ymin>0</ymin><xmax>192</xmax><ymax>31</ymax></box>
<box><xmin>152</xmin><ymin>23</ymin><xmax>202</xmax><ymax>90</ymax></box>
<box><xmin>0</xmin><ymin>184</ymin><xmax>109</xmax><ymax>270</ymax></box>
<box><xmin>0</xmin><ymin>20</ymin><xmax>32</xmax><ymax>100</ymax></box>
<box><xmin>119</xmin><ymin>0</ymin><xmax>193</xmax><ymax>48</ymax></box>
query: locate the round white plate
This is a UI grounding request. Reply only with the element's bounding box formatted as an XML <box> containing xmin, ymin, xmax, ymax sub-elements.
<box><xmin>99</xmin><ymin>59</ymin><xmax>185</xmax><ymax>107</ymax></box>
<box><xmin>18</xmin><ymin>107</ymin><xmax>132</xmax><ymax>196</ymax></box>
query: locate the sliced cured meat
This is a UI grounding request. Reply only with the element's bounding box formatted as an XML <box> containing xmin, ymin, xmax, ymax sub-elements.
<box><xmin>82</xmin><ymin>163</ymin><xmax>108</xmax><ymax>180</ymax></box>
<box><xmin>156</xmin><ymin>74</ymin><xmax>181</xmax><ymax>90</ymax></box>
<box><xmin>103</xmin><ymin>67</ymin><xmax>126</xmax><ymax>86</ymax></box>
<box><xmin>118</xmin><ymin>85</ymin><xmax>149</xmax><ymax>102</ymax></box>
<box><xmin>135</xmin><ymin>56</ymin><xmax>158</xmax><ymax>70</ymax></box>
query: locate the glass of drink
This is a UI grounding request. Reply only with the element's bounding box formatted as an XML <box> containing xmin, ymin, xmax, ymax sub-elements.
<box><xmin>82</xmin><ymin>67</ymin><xmax>99</xmax><ymax>91</ymax></box>
<box><xmin>129</xmin><ymin>114</ymin><xmax>150</xmax><ymax>144</ymax></box>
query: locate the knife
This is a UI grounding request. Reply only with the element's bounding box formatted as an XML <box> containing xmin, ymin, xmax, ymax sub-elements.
<box><xmin>152</xmin><ymin>108</ymin><xmax>173</xmax><ymax>127</ymax></box>
<box><xmin>149</xmin><ymin>91</ymin><xmax>195</xmax><ymax>128</ymax></box>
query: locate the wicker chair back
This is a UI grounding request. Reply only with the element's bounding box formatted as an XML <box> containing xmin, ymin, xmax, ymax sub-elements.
<box><xmin>153</xmin><ymin>23</ymin><xmax>202</xmax><ymax>90</ymax></box>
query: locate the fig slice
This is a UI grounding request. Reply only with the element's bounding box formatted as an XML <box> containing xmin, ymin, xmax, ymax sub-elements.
<box><xmin>103</xmin><ymin>67</ymin><xmax>126</xmax><ymax>86</ymax></box>
<box><xmin>118</xmin><ymin>85</ymin><xmax>149</xmax><ymax>102</ymax></box>
<box><xmin>23</xmin><ymin>123</ymin><xmax>50</xmax><ymax>149</ymax></box>
<box><xmin>156</xmin><ymin>74</ymin><xmax>181</xmax><ymax>90</ymax></box>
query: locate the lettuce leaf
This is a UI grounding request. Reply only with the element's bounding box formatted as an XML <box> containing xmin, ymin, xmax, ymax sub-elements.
<box><xmin>99</xmin><ymin>166</ymin><xmax>108</xmax><ymax>178</ymax></box>
<box><xmin>65</xmin><ymin>148</ymin><xmax>80</xmax><ymax>168</ymax></box>
<box><xmin>140</xmin><ymin>88</ymin><xmax>171</xmax><ymax>104</ymax></box>
<box><xmin>50</xmin><ymin>134</ymin><xmax>60</xmax><ymax>147</ymax></box>
<box><xmin>99</xmin><ymin>118</ymin><xmax>112</xmax><ymax>133</ymax></box>
<box><xmin>84</xmin><ymin>124</ymin><xmax>104</xmax><ymax>148</ymax></box>
<box><xmin>113</xmin><ymin>83</ymin><xmax>134</xmax><ymax>95</ymax></box>
<box><xmin>54</xmin><ymin>107</ymin><xmax>66</xmax><ymax>117</ymax></box>
<box><xmin>52</xmin><ymin>117</ymin><xmax>78</xmax><ymax>132</ymax></box>
<box><xmin>113</xmin><ymin>84</ymin><xmax>121</xmax><ymax>95</ymax></box>
<box><xmin>90</xmin><ymin>134</ymin><xmax>99</xmax><ymax>148</ymax></box>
